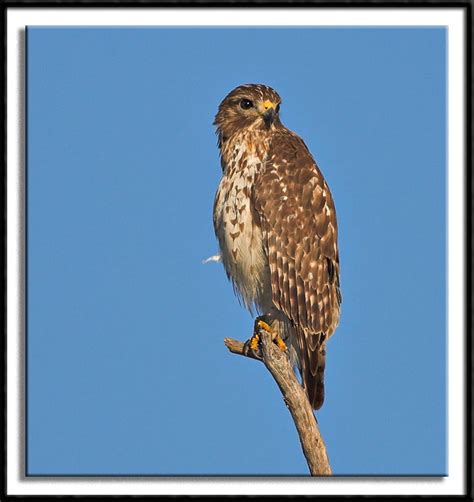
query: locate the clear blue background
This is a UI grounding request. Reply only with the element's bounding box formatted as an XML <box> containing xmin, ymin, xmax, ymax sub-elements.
<box><xmin>27</xmin><ymin>27</ymin><xmax>446</xmax><ymax>476</ymax></box>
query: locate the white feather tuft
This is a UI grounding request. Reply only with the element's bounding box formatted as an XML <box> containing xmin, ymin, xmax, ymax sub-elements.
<box><xmin>202</xmin><ymin>254</ymin><xmax>222</xmax><ymax>264</ymax></box>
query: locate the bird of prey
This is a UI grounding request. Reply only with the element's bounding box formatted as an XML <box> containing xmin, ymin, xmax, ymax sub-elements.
<box><xmin>213</xmin><ymin>84</ymin><xmax>341</xmax><ymax>410</ymax></box>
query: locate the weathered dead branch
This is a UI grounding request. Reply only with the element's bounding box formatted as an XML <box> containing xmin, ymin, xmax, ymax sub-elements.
<box><xmin>224</xmin><ymin>330</ymin><xmax>332</xmax><ymax>476</ymax></box>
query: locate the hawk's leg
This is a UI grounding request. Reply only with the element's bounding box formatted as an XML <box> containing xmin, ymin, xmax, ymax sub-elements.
<box><xmin>243</xmin><ymin>316</ymin><xmax>287</xmax><ymax>358</ymax></box>
<box><xmin>260</xmin><ymin>319</ymin><xmax>287</xmax><ymax>351</ymax></box>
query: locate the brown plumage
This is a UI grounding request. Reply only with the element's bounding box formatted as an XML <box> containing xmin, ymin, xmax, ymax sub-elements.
<box><xmin>213</xmin><ymin>84</ymin><xmax>341</xmax><ymax>409</ymax></box>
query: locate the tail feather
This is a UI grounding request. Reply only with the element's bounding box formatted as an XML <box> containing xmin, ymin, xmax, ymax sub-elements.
<box><xmin>305</xmin><ymin>348</ymin><xmax>326</xmax><ymax>410</ymax></box>
<box><xmin>293</xmin><ymin>326</ymin><xmax>327</xmax><ymax>410</ymax></box>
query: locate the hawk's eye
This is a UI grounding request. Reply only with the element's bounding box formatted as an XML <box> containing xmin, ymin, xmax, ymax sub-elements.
<box><xmin>240</xmin><ymin>99</ymin><xmax>254</xmax><ymax>110</ymax></box>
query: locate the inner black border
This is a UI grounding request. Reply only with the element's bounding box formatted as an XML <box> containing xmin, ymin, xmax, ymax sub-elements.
<box><xmin>3</xmin><ymin>0</ymin><xmax>472</xmax><ymax>498</ymax></box>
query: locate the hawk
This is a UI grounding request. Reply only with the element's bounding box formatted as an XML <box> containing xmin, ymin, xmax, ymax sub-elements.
<box><xmin>213</xmin><ymin>84</ymin><xmax>341</xmax><ymax>410</ymax></box>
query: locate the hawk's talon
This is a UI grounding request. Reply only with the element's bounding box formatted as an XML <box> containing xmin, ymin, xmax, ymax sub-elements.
<box><xmin>275</xmin><ymin>335</ymin><xmax>287</xmax><ymax>352</ymax></box>
<box><xmin>255</xmin><ymin>318</ymin><xmax>287</xmax><ymax>352</ymax></box>
<box><xmin>257</xmin><ymin>320</ymin><xmax>273</xmax><ymax>334</ymax></box>
<box><xmin>243</xmin><ymin>317</ymin><xmax>287</xmax><ymax>358</ymax></box>
<box><xmin>249</xmin><ymin>333</ymin><xmax>260</xmax><ymax>351</ymax></box>
<box><xmin>243</xmin><ymin>333</ymin><xmax>262</xmax><ymax>359</ymax></box>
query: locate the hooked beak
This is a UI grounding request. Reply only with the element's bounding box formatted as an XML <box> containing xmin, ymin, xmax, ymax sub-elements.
<box><xmin>263</xmin><ymin>108</ymin><xmax>276</xmax><ymax>124</ymax></box>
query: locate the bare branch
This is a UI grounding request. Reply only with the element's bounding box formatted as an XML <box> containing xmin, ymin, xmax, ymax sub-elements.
<box><xmin>224</xmin><ymin>331</ymin><xmax>332</xmax><ymax>476</ymax></box>
<box><xmin>224</xmin><ymin>337</ymin><xmax>262</xmax><ymax>361</ymax></box>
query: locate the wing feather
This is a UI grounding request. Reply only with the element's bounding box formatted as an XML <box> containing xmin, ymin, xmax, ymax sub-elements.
<box><xmin>253</xmin><ymin>131</ymin><xmax>341</xmax><ymax>409</ymax></box>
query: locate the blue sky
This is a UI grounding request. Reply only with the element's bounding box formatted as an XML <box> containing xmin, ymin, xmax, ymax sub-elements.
<box><xmin>26</xmin><ymin>26</ymin><xmax>446</xmax><ymax>476</ymax></box>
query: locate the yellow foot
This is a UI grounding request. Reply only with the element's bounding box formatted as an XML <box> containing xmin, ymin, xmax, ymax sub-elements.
<box><xmin>243</xmin><ymin>330</ymin><xmax>262</xmax><ymax>359</ymax></box>
<box><xmin>256</xmin><ymin>320</ymin><xmax>272</xmax><ymax>334</ymax></box>
<box><xmin>256</xmin><ymin>320</ymin><xmax>287</xmax><ymax>352</ymax></box>
<box><xmin>275</xmin><ymin>334</ymin><xmax>287</xmax><ymax>352</ymax></box>
<box><xmin>249</xmin><ymin>332</ymin><xmax>260</xmax><ymax>351</ymax></box>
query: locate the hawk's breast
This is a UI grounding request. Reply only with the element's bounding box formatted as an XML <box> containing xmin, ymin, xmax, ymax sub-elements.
<box><xmin>213</xmin><ymin>138</ymin><xmax>272</xmax><ymax>313</ymax></box>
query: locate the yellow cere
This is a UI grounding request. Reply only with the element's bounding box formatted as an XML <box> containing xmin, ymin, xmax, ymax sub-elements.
<box><xmin>262</xmin><ymin>100</ymin><xmax>276</xmax><ymax>111</ymax></box>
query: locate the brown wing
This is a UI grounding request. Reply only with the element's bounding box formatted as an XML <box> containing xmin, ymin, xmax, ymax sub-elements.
<box><xmin>252</xmin><ymin>130</ymin><xmax>341</xmax><ymax>409</ymax></box>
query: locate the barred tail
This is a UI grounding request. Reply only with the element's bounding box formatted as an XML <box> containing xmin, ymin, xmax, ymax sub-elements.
<box><xmin>306</xmin><ymin>347</ymin><xmax>326</xmax><ymax>410</ymax></box>
<box><xmin>293</xmin><ymin>325</ymin><xmax>327</xmax><ymax>410</ymax></box>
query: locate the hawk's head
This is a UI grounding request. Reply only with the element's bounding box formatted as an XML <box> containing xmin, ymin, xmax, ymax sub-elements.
<box><xmin>214</xmin><ymin>84</ymin><xmax>282</xmax><ymax>142</ymax></box>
